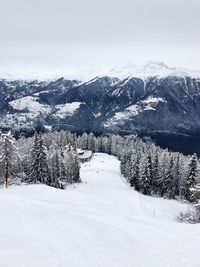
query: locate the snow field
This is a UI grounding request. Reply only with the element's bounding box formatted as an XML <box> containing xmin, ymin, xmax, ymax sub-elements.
<box><xmin>0</xmin><ymin>153</ymin><xmax>199</xmax><ymax>267</ymax></box>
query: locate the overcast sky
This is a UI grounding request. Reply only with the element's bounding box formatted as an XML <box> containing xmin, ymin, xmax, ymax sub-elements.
<box><xmin>0</xmin><ymin>0</ymin><xmax>200</xmax><ymax>78</ymax></box>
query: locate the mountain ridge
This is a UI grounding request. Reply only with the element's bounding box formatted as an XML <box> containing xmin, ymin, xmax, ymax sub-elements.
<box><xmin>1</xmin><ymin>69</ymin><xmax>200</xmax><ymax>155</ymax></box>
<box><xmin>0</xmin><ymin>62</ymin><xmax>200</xmax><ymax>81</ymax></box>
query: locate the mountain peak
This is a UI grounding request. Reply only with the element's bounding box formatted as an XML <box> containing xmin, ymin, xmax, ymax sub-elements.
<box><xmin>0</xmin><ymin>62</ymin><xmax>199</xmax><ymax>82</ymax></box>
<box><xmin>106</xmin><ymin>62</ymin><xmax>200</xmax><ymax>80</ymax></box>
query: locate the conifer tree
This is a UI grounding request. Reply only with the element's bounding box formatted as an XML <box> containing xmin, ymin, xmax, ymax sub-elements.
<box><xmin>172</xmin><ymin>153</ymin><xmax>181</xmax><ymax>198</ymax></box>
<box><xmin>88</xmin><ymin>133</ymin><xmax>95</xmax><ymax>152</ymax></box>
<box><xmin>164</xmin><ymin>156</ymin><xmax>174</xmax><ymax>198</ymax></box>
<box><xmin>151</xmin><ymin>151</ymin><xmax>160</xmax><ymax>195</ymax></box>
<box><xmin>138</xmin><ymin>154</ymin><xmax>152</xmax><ymax>195</ymax></box>
<box><xmin>129</xmin><ymin>153</ymin><xmax>140</xmax><ymax>190</ymax></box>
<box><xmin>28</xmin><ymin>133</ymin><xmax>50</xmax><ymax>184</ymax></box>
<box><xmin>66</xmin><ymin>148</ymin><xmax>81</xmax><ymax>184</ymax></box>
<box><xmin>81</xmin><ymin>133</ymin><xmax>88</xmax><ymax>150</ymax></box>
<box><xmin>185</xmin><ymin>154</ymin><xmax>199</xmax><ymax>201</ymax></box>
<box><xmin>72</xmin><ymin>154</ymin><xmax>81</xmax><ymax>183</ymax></box>
<box><xmin>110</xmin><ymin>135</ymin><xmax>118</xmax><ymax>156</ymax></box>
<box><xmin>159</xmin><ymin>152</ymin><xmax>170</xmax><ymax>197</ymax></box>
<box><xmin>60</xmin><ymin>147</ymin><xmax>67</xmax><ymax>181</ymax></box>
<box><xmin>0</xmin><ymin>132</ymin><xmax>20</xmax><ymax>187</ymax></box>
<box><xmin>105</xmin><ymin>137</ymin><xmax>112</xmax><ymax>154</ymax></box>
<box><xmin>50</xmin><ymin>143</ymin><xmax>65</xmax><ymax>189</ymax></box>
<box><xmin>190</xmin><ymin>183</ymin><xmax>200</xmax><ymax>203</ymax></box>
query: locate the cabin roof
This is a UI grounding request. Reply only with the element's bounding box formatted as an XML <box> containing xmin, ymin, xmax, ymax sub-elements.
<box><xmin>78</xmin><ymin>150</ymin><xmax>93</xmax><ymax>159</ymax></box>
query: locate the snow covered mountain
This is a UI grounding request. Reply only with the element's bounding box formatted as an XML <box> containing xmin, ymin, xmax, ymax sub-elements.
<box><xmin>106</xmin><ymin>62</ymin><xmax>200</xmax><ymax>80</ymax></box>
<box><xmin>0</xmin><ymin>62</ymin><xmax>200</xmax><ymax>81</ymax></box>
<box><xmin>1</xmin><ymin>64</ymin><xmax>200</xmax><ymax>155</ymax></box>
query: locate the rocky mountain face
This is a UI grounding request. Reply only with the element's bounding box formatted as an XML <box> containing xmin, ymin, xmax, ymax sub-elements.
<box><xmin>1</xmin><ymin>74</ymin><xmax>200</xmax><ymax>155</ymax></box>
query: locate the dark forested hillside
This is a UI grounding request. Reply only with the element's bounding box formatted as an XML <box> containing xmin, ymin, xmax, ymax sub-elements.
<box><xmin>1</xmin><ymin>75</ymin><xmax>200</xmax><ymax>155</ymax></box>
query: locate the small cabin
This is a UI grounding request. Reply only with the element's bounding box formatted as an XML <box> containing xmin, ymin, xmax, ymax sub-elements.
<box><xmin>77</xmin><ymin>150</ymin><xmax>93</xmax><ymax>163</ymax></box>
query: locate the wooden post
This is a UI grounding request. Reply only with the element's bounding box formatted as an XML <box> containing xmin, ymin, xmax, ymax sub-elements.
<box><xmin>5</xmin><ymin>135</ymin><xmax>9</xmax><ymax>189</ymax></box>
<box><xmin>5</xmin><ymin>178</ymin><xmax>8</xmax><ymax>188</ymax></box>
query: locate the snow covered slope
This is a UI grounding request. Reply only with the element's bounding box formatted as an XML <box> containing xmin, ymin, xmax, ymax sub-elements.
<box><xmin>55</xmin><ymin>102</ymin><xmax>83</xmax><ymax>118</ymax></box>
<box><xmin>10</xmin><ymin>96</ymin><xmax>51</xmax><ymax>116</ymax></box>
<box><xmin>0</xmin><ymin>153</ymin><xmax>199</xmax><ymax>267</ymax></box>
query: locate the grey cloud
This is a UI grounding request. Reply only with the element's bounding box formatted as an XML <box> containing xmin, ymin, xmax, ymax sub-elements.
<box><xmin>0</xmin><ymin>0</ymin><xmax>199</xmax><ymax>72</ymax></box>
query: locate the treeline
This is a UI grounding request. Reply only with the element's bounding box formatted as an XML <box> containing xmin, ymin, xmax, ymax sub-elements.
<box><xmin>0</xmin><ymin>131</ymin><xmax>200</xmax><ymax>207</ymax></box>
<box><xmin>119</xmin><ymin>139</ymin><xmax>200</xmax><ymax>203</ymax></box>
<box><xmin>67</xmin><ymin>131</ymin><xmax>200</xmax><ymax>203</ymax></box>
<box><xmin>0</xmin><ymin>131</ymin><xmax>81</xmax><ymax>189</ymax></box>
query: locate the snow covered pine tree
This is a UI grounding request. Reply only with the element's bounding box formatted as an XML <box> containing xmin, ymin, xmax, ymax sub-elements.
<box><xmin>28</xmin><ymin>133</ymin><xmax>50</xmax><ymax>185</ymax></box>
<box><xmin>185</xmin><ymin>154</ymin><xmax>199</xmax><ymax>201</ymax></box>
<box><xmin>0</xmin><ymin>132</ymin><xmax>19</xmax><ymax>188</ymax></box>
<box><xmin>66</xmin><ymin>147</ymin><xmax>81</xmax><ymax>184</ymax></box>
<box><xmin>49</xmin><ymin>141</ymin><xmax>65</xmax><ymax>189</ymax></box>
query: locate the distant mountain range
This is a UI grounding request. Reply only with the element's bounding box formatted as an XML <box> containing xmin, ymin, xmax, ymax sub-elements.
<box><xmin>1</xmin><ymin>62</ymin><xmax>200</xmax><ymax>81</ymax></box>
<box><xmin>1</xmin><ymin>62</ymin><xmax>200</xmax><ymax>155</ymax></box>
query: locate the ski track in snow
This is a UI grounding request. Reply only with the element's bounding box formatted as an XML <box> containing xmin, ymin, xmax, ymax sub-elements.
<box><xmin>0</xmin><ymin>153</ymin><xmax>199</xmax><ymax>267</ymax></box>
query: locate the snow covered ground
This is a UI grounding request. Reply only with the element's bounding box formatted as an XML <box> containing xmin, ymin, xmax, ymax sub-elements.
<box><xmin>0</xmin><ymin>153</ymin><xmax>200</xmax><ymax>267</ymax></box>
<box><xmin>104</xmin><ymin>97</ymin><xmax>166</xmax><ymax>127</ymax></box>
<box><xmin>9</xmin><ymin>96</ymin><xmax>51</xmax><ymax>116</ymax></box>
<box><xmin>55</xmin><ymin>102</ymin><xmax>83</xmax><ymax>118</ymax></box>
